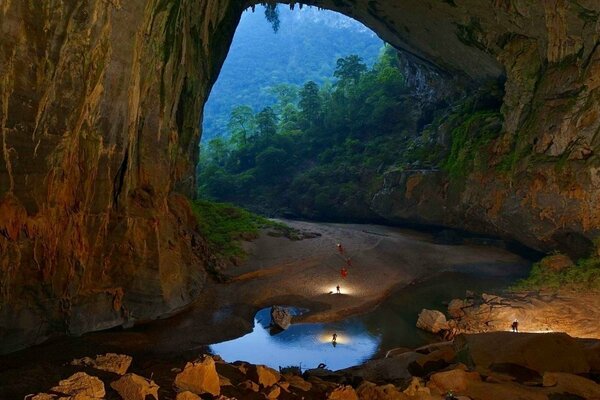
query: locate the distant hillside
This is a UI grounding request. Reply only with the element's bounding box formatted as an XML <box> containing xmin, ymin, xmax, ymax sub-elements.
<box><xmin>202</xmin><ymin>5</ymin><xmax>384</xmax><ymax>141</ymax></box>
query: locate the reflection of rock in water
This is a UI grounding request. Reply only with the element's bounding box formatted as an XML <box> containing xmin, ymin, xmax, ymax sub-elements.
<box><xmin>269</xmin><ymin>326</ymin><xmax>284</xmax><ymax>336</ymax></box>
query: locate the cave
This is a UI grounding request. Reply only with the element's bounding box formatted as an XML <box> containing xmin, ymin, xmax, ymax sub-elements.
<box><xmin>0</xmin><ymin>1</ymin><xmax>599</xmax><ymax>396</ymax></box>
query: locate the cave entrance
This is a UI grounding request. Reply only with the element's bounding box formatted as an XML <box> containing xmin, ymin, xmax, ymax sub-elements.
<box><xmin>198</xmin><ymin>3</ymin><xmax>407</xmax><ymax>221</ymax></box>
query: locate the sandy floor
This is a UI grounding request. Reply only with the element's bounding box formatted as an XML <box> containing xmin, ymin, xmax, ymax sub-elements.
<box><xmin>10</xmin><ymin>221</ymin><xmax>528</xmax><ymax>356</ymax></box>
<box><xmin>222</xmin><ymin>220</ymin><xmax>529</xmax><ymax>323</ymax></box>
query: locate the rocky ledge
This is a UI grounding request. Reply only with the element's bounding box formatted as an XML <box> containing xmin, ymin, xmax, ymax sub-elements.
<box><xmin>26</xmin><ymin>332</ymin><xmax>600</xmax><ymax>400</ymax></box>
<box><xmin>416</xmin><ymin>289</ymin><xmax>600</xmax><ymax>342</ymax></box>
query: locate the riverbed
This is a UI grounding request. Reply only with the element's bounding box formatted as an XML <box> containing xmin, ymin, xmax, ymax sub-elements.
<box><xmin>0</xmin><ymin>221</ymin><xmax>530</xmax><ymax>398</ymax></box>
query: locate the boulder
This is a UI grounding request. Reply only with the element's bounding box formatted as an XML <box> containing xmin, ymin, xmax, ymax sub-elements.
<box><xmin>454</xmin><ymin>332</ymin><xmax>590</xmax><ymax>374</ymax></box>
<box><xmin>50</xmin><ymin>372</ymin><xmax>105</xmax><ymax>399</ymax></box>
<box><xmin>29</xmin><ymin>394</ymin><xmax>57</xmax><ymax>400</ymax></box>
<box><xmin>448</xmin><ymin>299</ymin><xmax>467</xmax><ymax>318</ymax></box>
<box><xmin>409</xmin><ymin>347</ymin><xmax>456</xmax><ymax>376</ymax></box>
<box><xmin>427</xmin><ymin>369</ymin><xmax>481</xmax><ymax>392</ymax></box>
<box><xmin>461</xmin><ymin>381</ymin><xmax>548</xmax><ymax>400</ymax></box>
<box><xmin>176</xmin><ymin>392</ymin><xmax>201</xmax><ymax>400</ymax></box>
<box><xmin>110</xmin><ymin>373</ymin><xmax>159</xmax><ymax>400</ymax></box>
<box><xmin>263</xmin><ymin>385</ymin><xmax>281</xmax><ymax>399</ymax></box>
<box><xmin>542</xmin><ymin>372</ymin><xmax>600</xmax><ymax>398</ymax></box>
<box><xmin>239</xmin><ymin>380</ymin><xmax>260</xmax><ymax>392</ymax></box>
<box><xmin>327</xmin><ymin>385</ymin><xmax>359</xmax><ymax>400</ymax></box>
<box><xmin>539</xmin><ymin>254</ymin><xmax>574</xmax><ymax>272</ymax></box>
<box><xmin>402</xmin><ymin>377</ymin><xmax>431</xmax><ymax>397</ymax></box>
<box><xmin>356</xmin><ymin>381</ymin><xmax>408</xmax><ymax>399</ymax></box>
<box><xmin>416</xmin><ymin>309</ymin><xmax>449</xmax><ymax>333</ymax></box>
<box><xmin>216</xmin><ymin>361</ymin><xmax>247</xmax><ymax>385</ymax></box>
<box><xmin>246</xmin><ymin>364</ymin><xmax>280</xmax><ymax>388</ymax></box>
<box><xmin>271</xmin><ymin>306</ymin><xmax>292</xmax><ymax>330</ymax></box>
<box><xmin>71</xmin><ymin>353</ymin><xmax>133</xmax><ymax>375</ymax></box>
<box><xmin>283</xmin><ymin>374</ymin><xmax>312</xmax><ymax>392</ymax></box>
<box><xmin>174</xmin><ymin>356</ymin><xmax>221</xmax><ymax>396</ymax></box>
<box><xmin>337</xmin><ymin>352</ymin><xmax>420</xmax><ymax>384</ymax></box>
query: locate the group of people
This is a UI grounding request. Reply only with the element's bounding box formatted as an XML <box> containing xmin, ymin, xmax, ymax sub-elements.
<box><xmin>332</xmin><ymin>242</ymin><xmax>353</xmax><ymax>345</ymax></box>
<box><xmin>336</xmin><ymin>243</ymin><xmax>352</xmax><ymax>288</ymax></box>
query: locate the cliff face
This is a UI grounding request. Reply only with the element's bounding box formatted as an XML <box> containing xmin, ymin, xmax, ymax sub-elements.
<box><xmin>0</xmin><ymin>0</ymin><xmax>246</xmax><ymax>352</ymax></box>
<box><xmin>0</xmin><ymin>0</ymin><xmax>598</xmax><ymax>352</ymax></box>
<box><xmin>361</xmin><ymin>1</ymin><xmax>600</xmax><ymax>257</ymax></box>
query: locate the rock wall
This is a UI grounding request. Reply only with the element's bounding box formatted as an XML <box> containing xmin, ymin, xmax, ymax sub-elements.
<box><xmin>368</xmin><ymin>1</ymin><xmax>600</xmax><ymax>255</ymax></box>
<box><xmin>0</xmin><ymin>0</ymin><xmax>246</xmax><ymax>352</ymax></box>
<box><xmin>0</xmin><ymin>0</ymin><xmax>598</xmax><ymax>351</ymax></box>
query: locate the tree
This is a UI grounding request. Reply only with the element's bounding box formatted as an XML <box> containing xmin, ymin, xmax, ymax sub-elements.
<box><xmin>334</xmin><ymin>55</ymin><xmax>367</xmax><ymax>85</ymax></box>
<box><xmin>228</xmin><ymin>105</ymin><xmax>256</xmax><ymax>146</ymax></box>
<box><xmin>256</xmin><ymin>106</ymin><xmax>278</xmax><ymax>139</ymax></box>
<box><xmin>205</xmin><ymin>137</ymin><xmax>229</xmax><ymax>167</ymax></box>
<box><xmin>255</xmin><ymin>147</ymin><xmax>288</xmax><ymax>181</ymax></box>
<box><xmin>299</xmin><ymin>81</ymin><xmax>322</xmax><ymax>126</ymax></box>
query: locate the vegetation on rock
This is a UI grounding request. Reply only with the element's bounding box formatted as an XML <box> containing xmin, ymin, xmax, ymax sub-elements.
<box><xmin>514</xmin><ymin>254</ymin><xmax>600</xmax><ymax>292</ymax></box>
<box><xmin>198</xmin><ymin>45</ymin><xmax>505</xmax><ymax>221</ymax></box>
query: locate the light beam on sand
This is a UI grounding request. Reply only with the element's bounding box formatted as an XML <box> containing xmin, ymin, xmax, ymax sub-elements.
<box><xmin>324</xmin><ymin>284</ymin><xmax>355</xmax><ymax>295</ymax></box>
<box><xmin>318</xmin><ymin>333</ymin><xmax>351</xmax><ymax>345</ymax></box>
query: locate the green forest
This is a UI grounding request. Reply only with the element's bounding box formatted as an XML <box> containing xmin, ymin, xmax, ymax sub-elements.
<box><xmin>202</xmin><ymin>5</ymin><xmax>383</xmax><ymax>140</ymax></box>
<box><xmin>197</xmin><ymin>46</ymin><xmax>503</xmax><ymax>221</ymax></box>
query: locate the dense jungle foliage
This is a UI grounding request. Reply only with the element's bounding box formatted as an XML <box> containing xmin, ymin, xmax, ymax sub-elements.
<box><xmin>202</xmin><ymin>5</ymin><xmax>383</xmax><ymax>140</ymax></box>
<box><xmin>197</xmin><ymin>46</ymin><xmax>503</xmax><ymax>220</ymax></box>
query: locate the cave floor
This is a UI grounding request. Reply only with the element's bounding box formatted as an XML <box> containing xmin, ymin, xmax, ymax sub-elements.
<box><xmin>4</xmin><ymin>221</ymin><xmax>600</xmax><ymax>399</ymax></box>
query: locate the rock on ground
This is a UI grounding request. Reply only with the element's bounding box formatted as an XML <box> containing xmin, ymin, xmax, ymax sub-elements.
<box><xmin>175</xmin><ymin>356</ymin><xmax>221</xmax><ymax>396</ymax></box>
<box><xmin>356</xmin><ymin>381</ymin><xmax>408</xmax><ymax>399</ymax></box>
<box><xmin>327</xmin><ymin>385</ymin><xmax>359</xmax><ymax>400</ymax></box>
<box><xmin>271</xmin><ymin>306</ymin><xmax>292</xmax><ymax>330</ymax></box>
<box><xmin>71</xmin><ymin>353</ymin><xmax>132</xmax><ymax>375</ymax></box>
<box><xmin>416</xmin><ymin>309</ymin><xmax>449</xmax><ymax>334</ymax></box>
<box><xmin>454</xmin><ymin>332</ymin><xmax>590</xmax><ymax>374</ymax></box>
<box><xmin>176</xmin><ymin>391</ymin><xmax>202</xmax><ymax>400</ymax></box>
<box><xmin>246</xmin><ymin>364</ymin><xmax>281</xmax><ymax>388</ymax></box>
<box><xmin>542</xmin><ymin>372</ymin><xmax>600</xmax><ymax>399</ymax></box>
<box><xmin>50</xmin><ymin>372</ymin><xmax>105</xmax><ymax>399</ymax></box>
<box><xmin>110</xmin><ymin>373</ymin><xmax>159</xmax><ymax>400</ymax></box>
<box><xmin>427</xmin><ymin>369</ymin><xmax>481</xmax><ymax>392</ymax></box>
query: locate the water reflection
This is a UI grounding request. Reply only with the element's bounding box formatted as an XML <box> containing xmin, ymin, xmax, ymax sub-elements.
<box><xmin>210</xmin><ymin>308</ymin><xmax>381</xmax><ymax>371</ymax></box>
<box><xmin>210</xmin><ymin>267</ymin><xmax>528</xmax><ymax>370</ymax></box>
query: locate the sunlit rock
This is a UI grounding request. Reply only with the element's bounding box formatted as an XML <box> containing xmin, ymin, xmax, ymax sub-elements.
<box><xmin>71</xmin><ymin>353</ymin><xmax>133</xmax><ymax>375</ymax></box>
<box><xmin>246</xmin><ymin>364</ymin><xmax>280</xmax><ymax>388</ymax></box>
<box><xmin>416</xmin><ymin>309</ymin><xmax>449</xmax><ymax>334</ymax></box>
<box><xmin>50</xmin><ymin>372</ymin><xmax>105</xmax><ymax>399</ymax></box>
<box><xmin>175</xmin><ymin>391</ymin><xmax>201</xmax><ymax>400</ymax></box>
<box><xmin>174</xmin><ymin>356</ymin><xmax>220</xmax><ymax>396</ymax></box>
<box><xmin>110</xmin><ymin>373</ymin><xmax>159</xmax><ymax>400</ymax></box>
<box><xmin>427</xmin><ymin>368</ymin><xmax>481</xmax><ymax>392</ymax></box>
<box><xmin>327</xmin><ymin>385</ymin><xmax>359</xmax><ymax>400</ymax></box>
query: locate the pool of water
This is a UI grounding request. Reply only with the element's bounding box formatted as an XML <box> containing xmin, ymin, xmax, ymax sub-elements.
<box><xmin>210</xmin><ymin>266</ymin><xmax>527</xmax><ymax>371</ymax></box>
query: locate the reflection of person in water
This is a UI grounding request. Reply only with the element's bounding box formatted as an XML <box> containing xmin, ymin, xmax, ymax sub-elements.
<box><xmin>332</xmin><ymin>333</ymin><xmax>338</xmax><ymax>347</ymax></box>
